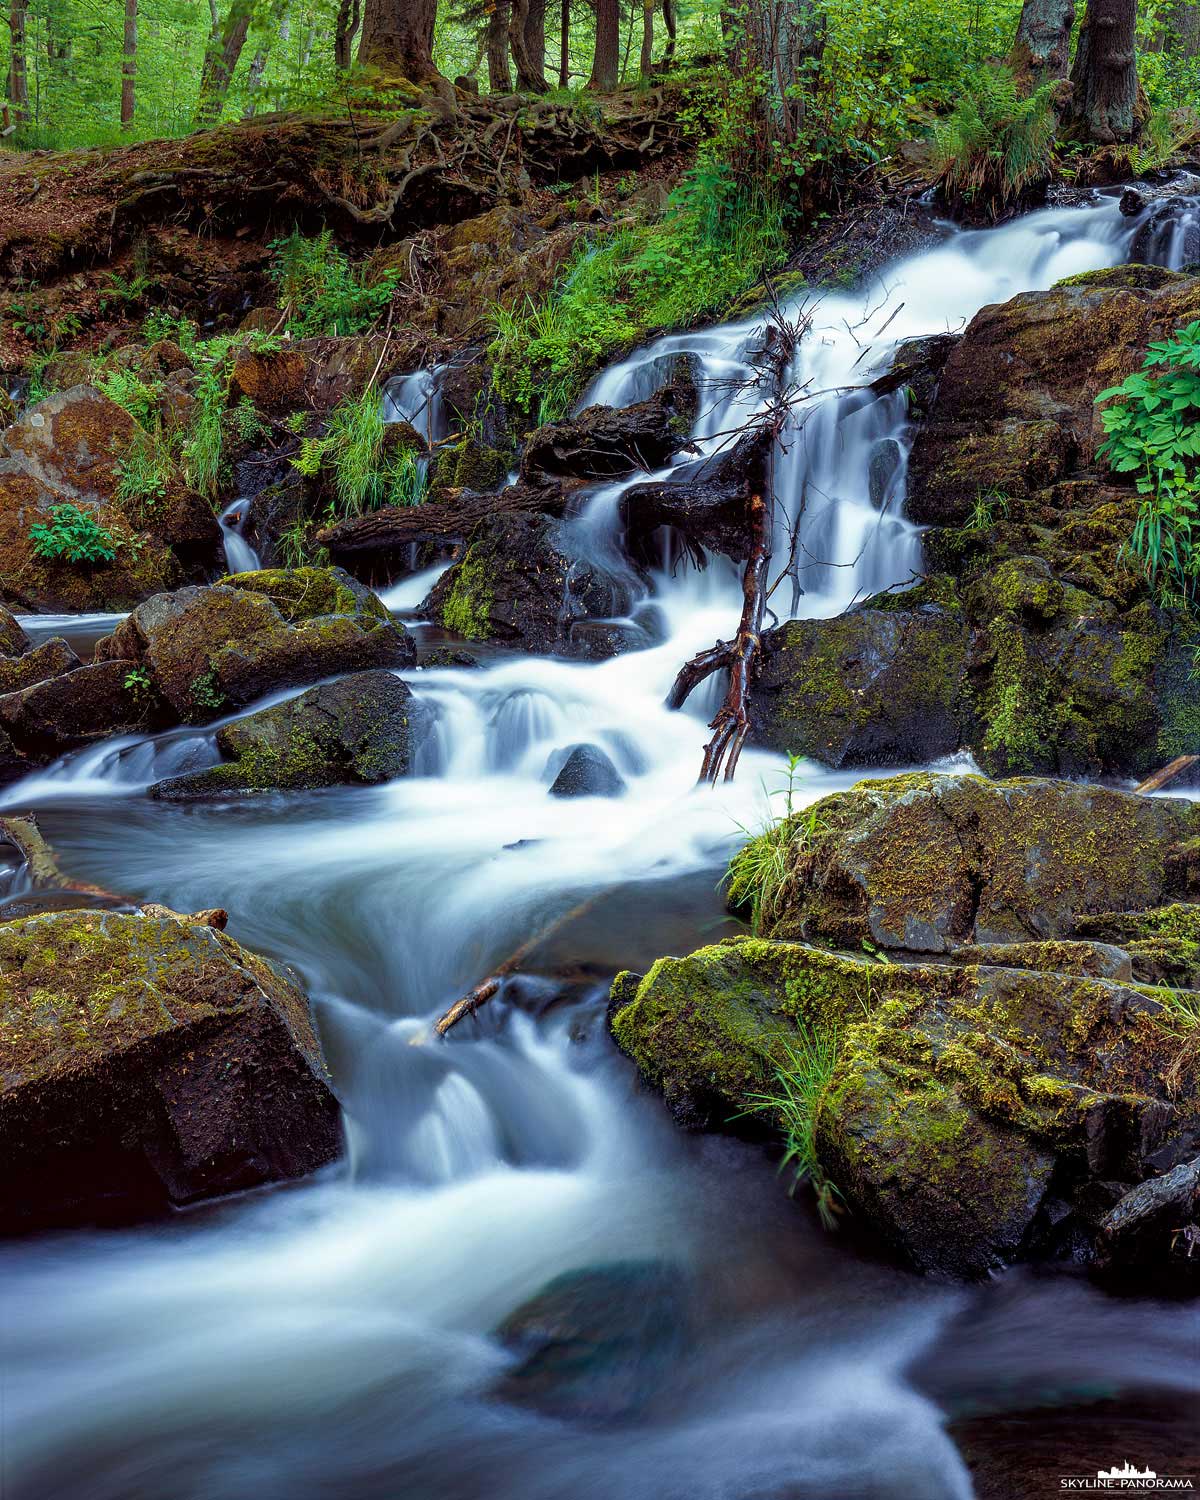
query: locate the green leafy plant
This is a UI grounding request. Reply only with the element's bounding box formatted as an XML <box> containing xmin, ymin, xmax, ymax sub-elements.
<box><xmin>29</xmin><ymin>503</ymin><xmax>120</xmax><ymax>565</ymax></box>
<box><xmin>95</xmin><ymin>365</ymin><xmax>163</xmax><ymax>429</ymax></box>
<box><xmin>742</xmin><ymin>1030</ymin><xmax>844</xmax><ymax>1229</ymax></box>
<box><xmin>269</xmin><ymin>229</ymin><xmax>401</xmax><ymax>338</ymax></box>
<box><xmin>227</xmin><ymin>396</ymin><xmax>270</xmax><ymax>446</ymax></box>
<box><xmin>1097</xmin><ymin>320</ymin><xmax>1200</xmax><ymax>602</ymax></box>
<box><xmin>290</xmin><ymin>385</ymin><xmax>426</xmax><ymax>517</ymax></box>
<box><xmin>115</xmin><ymin>431</ymin><xmax>174</xmax><ymax>511</ymax></box>
<box><xmin>933</xmin><ymin>66</ymin><xmax>1058</xmax><ymax>214</ymax></box>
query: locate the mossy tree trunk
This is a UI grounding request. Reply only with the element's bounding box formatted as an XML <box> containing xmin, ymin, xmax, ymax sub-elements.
<box><xmin>589</xmin><ymin>0</ymin><xmax>620</xmax><ymax>89</ymax></box>
<box><xmin>488</xmin><ymin>0</ymin><xmax>513</xmax><ymax>90</ymax></box>
<box><xmin>8</xmin><ymin>0</ymin><xmax>29</xmax><ymax>122</ymax></box>
<box><xmin>640</xmin><ymin>0</ymin><xmax>654</xmax><ymax>75</ymax></box>
<box><xmin>195</xmin><ymin>0</ymin><xmax>256</xmax><ymax>127</ymax></box>
<box><xmin>1066</xmin><ymin>0</ymin><xmax>1142</xmax><ymax>143</ymax></box>
<box><xmin>662</xmin><ymin>0</ymin><xmax>678</xmax><ymax>65</ymax></box>
<box><xmin>1009</xmin><ymin>0</ymin><xmax>1076</xmax><ymax>84</ymax></box>
<box><xmin>334</xmin><ymin>0</ymin><xmax>361</xmax><ymax>70</ymax></box>
<box><xmin>738</xmin><ymin>0</ymin><xmax>826</xmax><ymax>146</ymax></box>
<box><xmin>357</xmin><ymin>0</ymin><xmax>442</xmax><ymax>85</ymax></box>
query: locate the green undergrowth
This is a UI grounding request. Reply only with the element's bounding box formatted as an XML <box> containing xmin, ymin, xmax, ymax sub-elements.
<box><xmin>724</xmin><ymin>755</ymin><xmax>825</xmax><ymax>937</ymax></box>
<box><xmin>269</xmin><ymin>229</ymin><xmax>401</xmax><ymax>339</ymax></box>
<box><xmin>290</xmin><ymin>384</ymin><xmax>426</xmax><ymax>518</ymax></box>
<box><xmin>743</xmin><ymin>1029</ymin><xmax>844</xmax><ymax>1229</ymax></box>
<box><xmin>29</xmin><ymin>503</ymin><xmax>120</xmax><ymax>565</ymax></box>
<box><xmin>932</xmin><ymin>64</ymin><xmax>1057</xmax><ymax>214</ymax></box>
<box><xmin>488</xmin><ymin>161</ymin><xmax>788</xmax><ymax>424</ymax></box>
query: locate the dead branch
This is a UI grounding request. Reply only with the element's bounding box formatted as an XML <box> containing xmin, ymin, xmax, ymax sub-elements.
<box><xmin>1136</xmin><ymin>755</ymin><xmax>1199</xmax><ymax>794</ymax></box>
<box><xmin>0</xmin><ymin>814</ymin><xmax>123</xmax><ymax>901</ymax></box>
<box><xmin>434</xmin><ymin>891</ymin><xmax>604</xmax><ymax>1035</ymax></box>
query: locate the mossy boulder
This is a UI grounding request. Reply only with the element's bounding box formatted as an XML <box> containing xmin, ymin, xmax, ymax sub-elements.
<box><xmin>0</xmin><ymin>385</ymin><xmax>220</xmax><ymax>612</ymax></box>
<box><xmin>744</xmin><ymin>771</ymin><xmax>1200</xmax><ymax>954</ymax></box>
<box><xmin>611</xmin><ymin>936</ymin><xmax>1199</xmax><ymax>1279</ymax></box>
<box><xmin>0</xmin><ymin>908</ymin><xmax>341</xmax><ymax>1233</ymax></box>
<box><xmin>0</xmin><ymin>603</ymin><xmax>30</xmax><ymax>656</ymax></box>
<box><xmin>0</xmin><ymin>634</ymin><xmax>79</xmax><ymax>698</ymax></box>
<box><xmin>426</xmin><ymin>511</ymin><xmax>634</xmax><ymax>657</ymax></box>
<box><xmin>1074</xmin><ymin>904</ymin><xmax>1200</xmax><ymax>990</ymax></box>
<box><xmin>150</xmin><ymin>669</ymin><xmax>432</xmax><ymax>799</ymax></box>
<box><xmin>95</xmin><ymin>566</ymin><xmax>415</xmax><ymax>723</ymax></box>
<box><xmin>0</xmin><ymin>658</ymin><xmax>169</xmax><ymax>760</ymax></box>
<box><xmin>747</xmin><ymin>600</ymin><xmax>969</xmax><ymax>767</ymax></box>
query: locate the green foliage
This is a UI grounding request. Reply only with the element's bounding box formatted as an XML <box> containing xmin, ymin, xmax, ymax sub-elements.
<box><xmin>743</xmin><ymin>1030</ymin><xmax>844</xmax><ymax>1229</ymax></box>
<box><xmin>269</xmin><ymin>230</ymin><xmax>400</xmax><ymax>338</ymax></box>
<box><xmin>290</xmin><ymin>385</ymin><xmax>426</xmax><ymax>517</ymax></box>
<box><xmin>29</xmin><ymin>503</ymin><xmax>120</xmax><ymax>566</ymax></box>
<box><xmin>95</xmin><ymin>366</ymin><xmax>162</xmax><ymax>430</ymax></box>
<box><xmin>932</xmin><ymin>65</ymin><xmax>1057</xmax><ymax>212</ymax></box>
<box><xmin>966</xmin><ymin>490</ymin><xmax>1010</xmax><ymax>532</ymax></box>
<box><xmin>489</xmin><ymin>162</ymin><xmax>786</xmax><ymax>423</ymax></box>
<box><xmin>1098</xmin><ymin>321</ymin><xmax>1200</xmax><ymax>603</ymax></box>
<box><xmin>115</xmin><ymin>432</ymin><xmax>174</xmax><ymax>511</ymax></box>
<box><xmin>724</xmin><ymin>755</ymin><xmax>825</xmax><ymax>937</ymax></box>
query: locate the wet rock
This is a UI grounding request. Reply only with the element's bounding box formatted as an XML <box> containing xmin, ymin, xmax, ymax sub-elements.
<box><xmin>738</xmin><ymin>771</ymin><xmax>1200</xmax><ymax>953</ymax></box>
<box><xmin>869</xmin><ymin>332</ymin><xmax>959</xmax><ymax>417</ymax></box>
<box><xmin>150</xmin><ymin>670</ymin><xmax>432</xmax><ymax>799</ymax></box>
<box><xmin>548</xmin><ymin>743</ymin><xmax>625</xmax><ymax>798</ymax></box>
<box><xmin>520</xmin><ymin>365</ymin><xmax>698</xmax><ymax>483</ymax></box>
<box><xmin>610</xmin><ymin>935</ymin><xmax>1199</xmax><ymax>1279</ymax></box>
<box><xmin>0</xmin><ymin>385</ymin><xmax>220</xmax><ymax>613</ymax></box>
<box><xmin>621</xmin><ymin>427</ymin><xmax>770</xmax><ymax>564</ymax></box>
<box><xmin>0</xmin><ymin>908</ymin><xmax>341</xmax><ymax>1234</ymax></box>
<box><xmin>0</xmin><ymin>636</ymin><xmax>81</xmax><ymax>697</ymax></box>
<box><xmin>96</xmin><ymin>566</ymin><xmax>415</xmax><ymax>724</ymax></box>
<box><xmin>425</xmin><ymin>511</ymin><xmax>634</xmax><ymax>658</ymax></box>
<box><xmin>0</xmin><ymin>604</ymin><xmax>30</xmax><ymax>656</ymax></box>
<box><xmin>493</xmin><ymin>1261</ymin><xmax>691</xmax><ymax>1421</ymax></box>
<box><xmin>1074</xmin><ymin>904</ymin><xmax>1200</xmax><ymax>990</ymax></box>
<box><xmin>906</xmin><ymin>271</ymin><xmax>1200</xmax><ymax>527</ymax></box>
<box><xmin>0</xmin><ymin>658</ymin><xmax>168</xmax><ymax>758</ymax></box>
<box><xmin>1097</xmin><ymin>1156</ymin><xmax>1200</xmax><ymax>1286</ymax></box>
<box><xmin>747</xmin><ymin>599</ymin><xmax>969</xmax><ymax>768</ymax></box>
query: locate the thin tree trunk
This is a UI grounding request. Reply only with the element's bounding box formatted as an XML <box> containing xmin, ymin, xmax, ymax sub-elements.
<box><xmin>244</xmin><ymin>0</ymin><xmax>290</xmax><ymax>114</ymax></box>
<box><xmin>739</xmin><ymin>0</ymin><xmax>827</xmax><ymax>144</ymax></box>
<box><xmin>662</xmin><ymin>0</ymin><xmax>677</xmax><ymax>66</ymax></box>
<box><xmin>120</xmin><ymin>0</ymin><xmax>137</xmax><ymax>127</ymax></box>
<box><xmin>559</xmin><ymin>0</ymin><xmax>569</xmax><ymax>84</ymax></box>
<box><xmin>487</xmin><ymin>0</ymin><xmax>512</xmax><ymax>89</ymax></box>
<box><xmin>1009</xmin><ymin>0</ymin><xmax>1076</xmax><ymax>84</ymax></box>
<box><xmin>195</xmin><ymin>0</ymin><xmax>257</xmax><ymax>126</ymax></box>
<box><xmin>357</xmin><ymin>0</ymin><xmax>441</xmax><ymax>83</ymax></box>
<box><xmin>509</xmin><ymin>0</ymin><xmax>547</xmax><ymax>91</ymax></box>
<box><xmin>1175</xmin><ymin>0</ymin><xmax>1200</xmax><ymax>57</ymax></box>
<box><xmin>334</xmin><ymin>0</ymin><xmax>360</xmax><ymax>69</ymax></box>
<box><xmin>588</xmin><ymin>0</ymin><xmax>619</xmax><ymax>89</ymax></box>
<box><xmin>639</xmin><ymin>0</ymin><xmax>653</xmax><ymax>75</ymax></box>
<box><xmin>1067</xmin><ymin>0</ymin><xmax>1141</xmax><ymax>143</ymax></box>
<box><xmin>8</xmin><ymin>0</ymin><xmax>28</xmax><ymax>120</ymax></box>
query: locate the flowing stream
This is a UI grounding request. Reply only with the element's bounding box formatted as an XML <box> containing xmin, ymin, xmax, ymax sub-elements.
<box><xmin>2</xmin><ymin>191</ymin><xmax>1199</xmax><ymax>1500</ymax></box>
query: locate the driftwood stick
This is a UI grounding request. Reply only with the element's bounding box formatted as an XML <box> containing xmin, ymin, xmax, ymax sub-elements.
<box><xmin>434</xmin><ymin>891</ymin><xmax>604</xmax><ymax>1035</ymax></box>
<box><xmin>698</xmin><ymin>491</ymin><xmax>769</xmax><ymax>784</ymax></box>
<box><xmin>0</xmin><ymin>814</ymin><xmax>123</xmax><ymax>901</ymax></box>
<box><xmin>1136</xmin><ymin>755</ymin><xmax>1200</xmax><ymax>795</ymax></box>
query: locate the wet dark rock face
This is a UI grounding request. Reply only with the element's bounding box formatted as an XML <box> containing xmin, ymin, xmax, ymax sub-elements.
<box><xmin>0</xmin><ymin>909</ymin><xmax>341</xmax><ymax>1234</ymax></box>
<box><xmin>547</xmin><ymin>743</ymin><xmax>626</xmax><ymax>798</ymax></box>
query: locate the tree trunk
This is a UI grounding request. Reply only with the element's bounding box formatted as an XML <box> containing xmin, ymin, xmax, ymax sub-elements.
<box><xmin>1067</xmin><ymin>0</ymin><xmax>1141</xmax><ymax>143</ymax></box>
<box><xmin>1009</xmin><ymin>0</ymin><xmax>1076</xmax><ymax>83</ymax></box>
<box><xmin>588</xmin><ymin>0</ymin><xmax>619</xmax><ymax>89</ymax></box>
<box><xmin>120</xmin><ymin>0</ymin><xmax>137</xmax><ymax>127</ymax></box>
<box><xmin>639</xmin><ymin>0</ymin><xmax>654</xmax><ymax>75</ymax></box>
<box><xmin>487</xmin><ymin>0</ymin><xmax>512</xmax><ymax>90</ymax></box>
<box><xmin>357</xmin><ymin>0</ymin><xmax>440</xmax><ymax>83</ymax></box>
<box><xmin>739</xmin><ymin>0</ymin><xmax>827</xmax><ymax>142</ymax></box>
<box><xmin>195</xmin><ymin>0</ymin><xmax>256</xmax><ymax>126</ymax></box>
<box><xmin>334</xmin><ymin>0</ymin><xmax>360</xmax><ymax>69</ymax></box>
<box><xmin>1175</xmin><ymin>0</ymin><xmax>1200</xmax><ymax>57</ymax></box>
<box><xmin>509</xmin><ymin>0</ymin><xmax>548</xmax><ymax>90</ymax></box>
<box><xmin>662</xmin><ymin>0</ymin><xmax>677</xmax><ymax>66</ymax></box>
<box><xmin>245</xmin><ymin>0</ymin><xmax>290</xmax><ymax>114</ymax></box>
<box><xmin>559</xmin><ymin>0</ymin><xmax>569</xmax><ymax>84</ymax></box>
<box><xmin>8</xmin><ymin>0</ymin><xmax>28</xmax><ymax>121</ymax></box>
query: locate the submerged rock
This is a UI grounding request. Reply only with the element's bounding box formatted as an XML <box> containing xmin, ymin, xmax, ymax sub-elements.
<box><xmin>96</xmin><ymin>566</ymin><xmax>415</xmax><ymax>723</ymax></box>
<box><xmin>547</xmin><ymin>743</ymin><xmax>626</xmax><ymax>798</ymax></box>
<box><xmin>610</xmin><ymin>936</ymin><xmax>1199</xmax><ymax>1281</ymax></box>
<box><xmin>493</xmin><ymin>1261</ymin><xmax>691</xmax><ymax>1421</ymax></box>
<box><xmin>151</xmin><ymin>670</ymin><xmax>432</xmax><ymax>799</ymax></box>
<box><xmin>0</xmin><ymin>909</ymin><xmax>341</xmax><ymax>1233</ymax></box>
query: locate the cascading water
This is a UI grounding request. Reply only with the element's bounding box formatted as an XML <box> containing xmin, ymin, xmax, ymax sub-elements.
<box><xmin>3</xmin><ymin>190</ymin><xmax>1198</xmax><ymax>1500</ymax></box>
<box><xmin>218</xmin><ymin>497</ymin><xmax>262</xmax><ymax>574</ymax></box>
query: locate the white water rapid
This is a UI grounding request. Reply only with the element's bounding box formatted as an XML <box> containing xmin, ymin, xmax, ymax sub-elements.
<box><xmin>218</xmin><ymin>497</ymin><xmax>262</xmax><ymax>574</ymax></box>
<box><xmin>3</xmin><ymin>190</ymin><xmax>1198</xmax><ymax>1500</ymax></box>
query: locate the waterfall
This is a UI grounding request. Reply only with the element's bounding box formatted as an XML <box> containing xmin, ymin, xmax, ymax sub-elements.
<box><xmin>217</xmin><ymin>498</ymin><xmax>261</xmax><ymax>574</ymax></box>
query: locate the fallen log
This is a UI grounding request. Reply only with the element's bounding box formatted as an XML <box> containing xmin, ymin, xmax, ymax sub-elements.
<box><xmin>1136</xmin><ymin>755</ymin><xmax>1199</xmax><ymax>795</ymax></box>
<box><xmin>0</xmin><ymin>814</ymin><xmax>124</xmax><ymax>902</ymax></box>
<box><xmin>319</xmin><ymin>478</ymin><xmax>574</xmax><ymax>559</ymax></box>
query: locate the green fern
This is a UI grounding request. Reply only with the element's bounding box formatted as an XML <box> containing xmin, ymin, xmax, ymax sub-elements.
<box><xmin>933</xmin><ymin>66</ymin><xmax>1057</xmax><ymax>213</ymax></box>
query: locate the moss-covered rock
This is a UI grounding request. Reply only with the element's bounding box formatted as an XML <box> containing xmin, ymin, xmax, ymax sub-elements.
<box><xmin>0</xmin><ymin>908</ymin><xmax>341</xmax><ymax>1232</ymax></box>
<box><xmin>150</xmin><ymin>669</ymin><xmax>432</xmax><ymax>798</ymax></box>
<box><xmin>95</xmin><ymin>566</ymin><xmax>415</xmax><ymax>723</ymax></box>
<box><xmin>0</xmin><ymin>657</ymin><xmax>169</xmax><ymax>759</ymax></box>
<box><xmin>0</xmin><ymin>385</ymin><xmax>220</xmax><ymax>612</ymax></box>
<box><xmin>1074</xmin><ymin>903</ymin><xmax>1200</xmax><ymax>989</ymax></box>
<box><xmin>748</xmin><ymin>601</ymin><xmax>969</xmax><ymax>767</ymax></box>
<box><xmin>0</xmin><ymin>635</ymin><xmax>80</xmax><ymax>697</ymax></box>
<box><xmin>611</xmin><ymin>935</ymin><xmax>1199</xmax><ymax>1279</ymax></box>
<box><xmin>740</xmin><ymin>771</ymin><xmax>1200</xmax><ymax>953</ymax></box>
<box><xmin>0</xmin><ymin>603</ymin><xmax>30</xmax><ymax>657</ymax></box>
